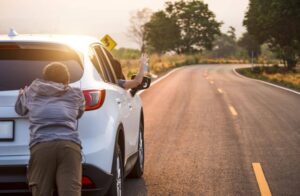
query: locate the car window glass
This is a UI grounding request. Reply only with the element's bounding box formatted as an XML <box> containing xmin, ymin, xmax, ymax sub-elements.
<box><xmin>89</xmin><ymin>47</ymin><xmax>108</xmax><ymax>82</ymax></box>
<box><xmin>0</xmin><ymin>43</ymin><xmax>83</xmax><ymax>91</ymax></box>
<box><xmin>99</xmin><ymin>48</ymin><xmax>125</xmax><ymax>80</ymax></box>
<box><xmin>101</xmin><ymin>47</ymin><xmax>117</xmax><ymax>84</ymax></box>
<box><xmin>102</xmin><ymin>47</ymin><xmax>118</xmax><ymax>79</ymax></box>
<box><xmin>93</xmin><ymin>45</ymin><xmax>116</xmax><ymax>84</ymax></box>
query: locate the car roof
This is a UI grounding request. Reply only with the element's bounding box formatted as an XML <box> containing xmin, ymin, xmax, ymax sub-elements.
<box><xmin>0</xmin><ymin>34</ymin><xmax>102</xmax><ymax>53</ymax></box>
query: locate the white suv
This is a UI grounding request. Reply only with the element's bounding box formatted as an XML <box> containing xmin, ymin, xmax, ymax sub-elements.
<box><xmin>0</xmin><ymin>33</ymin><xmax>149</xmax><ymax>195</ymax></box>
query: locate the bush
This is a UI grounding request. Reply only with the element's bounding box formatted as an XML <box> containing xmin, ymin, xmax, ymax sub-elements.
<box><xmin>117</xmin><ymin>53</ymin><xmax>251</xmax><ymax>77</ymax></box>
<box><xmin>264</xmin><ymin>64</ymin><xmax>280</xmax><ymax>74</ymax></box>
<box><xmin>252</xmin><ymin>66</ymin><xmax>263</xmax><ymax>74</ymax></box>
<box><xmin>238</xmin><ymin>67</ymin><xmax>300</xmax><ymax>92</ymax></box>
<box><xmin>126</xmin><ymin>70</ymin><xmax>135</xmax><ymax>79</ymax></box>
<box><xmin>112</xmin><ymin>48</ymin><xmax>141</xmax><ymax>60</ymax></box>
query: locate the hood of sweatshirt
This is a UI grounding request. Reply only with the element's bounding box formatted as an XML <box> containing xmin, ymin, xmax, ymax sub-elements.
<box><xmin>28</xmin><ymin>79</ymin><xmax>69</xmax><ymax>97</ymax></box>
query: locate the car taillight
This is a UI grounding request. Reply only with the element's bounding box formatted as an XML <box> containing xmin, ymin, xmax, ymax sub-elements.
<box><xmin>82</xmin><ymin>176</ymin><xmax>95</xmax><ymax>189</ymax></box>
<box><xmin>83</xmin><ymin>89</ymin><xmax>106</xmax><ymax>111</ymax></box>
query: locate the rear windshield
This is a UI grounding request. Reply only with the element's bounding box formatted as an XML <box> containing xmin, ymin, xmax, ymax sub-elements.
<box><xmin>0</xmin><ymin>42</ymin><xmax>83</xmax><ymax>91</ymax></box>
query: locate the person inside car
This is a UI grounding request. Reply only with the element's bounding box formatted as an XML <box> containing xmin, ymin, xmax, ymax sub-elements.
<box><xmin>15</xmin><ymin>62</ymin><xmax>85</xmax><ymax>196</ymax></box>
<box><xmin>115</xmin><ymin>53</ymin><xmax>149</xmax><ymax>90</ymax></box>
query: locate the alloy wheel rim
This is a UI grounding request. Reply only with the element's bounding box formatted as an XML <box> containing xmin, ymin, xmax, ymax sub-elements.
<box><xmin>138</xmin><ymin>131</ymin><xmax>144</xmax><ymax>171</ymax></box>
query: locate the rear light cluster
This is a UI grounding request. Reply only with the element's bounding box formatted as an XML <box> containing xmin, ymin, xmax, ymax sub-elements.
<box><xmin>83</xmin><ymin>90</ymin><xmax>106</xmax><ymax>111</ymax></box>
<box><xmin>82</xmin><ymin>176</ymin><xmax>96</xmax><ymax>189</ymax></box>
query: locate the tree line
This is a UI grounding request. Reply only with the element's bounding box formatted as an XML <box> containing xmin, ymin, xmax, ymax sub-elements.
<box><xmin>128</xmin><ymin>0</ymin><xmax>299</xmax><ymax>69</ymax></box>
<box><xmin>244</xmin><ymin>0</ymin><xmax>300</xmax><ymax>69</ymax></box>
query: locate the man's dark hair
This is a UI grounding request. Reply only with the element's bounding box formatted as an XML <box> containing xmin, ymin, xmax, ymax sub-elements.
<box><xmin>43</xmin><ymin>62</ymin><xmax>70</xmax><ymax>85</ymax></box>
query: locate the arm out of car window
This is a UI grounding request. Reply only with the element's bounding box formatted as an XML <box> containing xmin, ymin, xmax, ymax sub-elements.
<box><xmin>122</xmin><ymin>54</ymin><xmax>148</xmax><ymax>90</ymax></box>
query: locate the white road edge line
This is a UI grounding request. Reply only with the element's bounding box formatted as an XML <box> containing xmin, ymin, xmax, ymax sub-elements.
<box><xmin>233</xmin><ymin>68</ymin><xmax>300</xmax><ymax>96</ymax></box>
<box><xmin>138</xmin><ymin>67</ymin><xmax>184</xmax><ymax>95</ymax></box>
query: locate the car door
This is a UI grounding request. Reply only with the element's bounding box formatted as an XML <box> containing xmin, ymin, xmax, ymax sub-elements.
<box><xmin>90</xmin><ymin>44</ymin><xmax>130</xmax><ymax>140</ymax></box>
<box><xmin>100</xmin><ymin>47</ymin><xmax>139</xmax><ymax>157</ymax></box>
<box><xmin>91</xmin><ymin>44</ymin><xmax>127</xmax><ymax>117</ymax></box>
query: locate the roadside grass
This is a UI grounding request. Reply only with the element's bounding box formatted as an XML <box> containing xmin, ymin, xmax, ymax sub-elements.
<box><xmin>119</xmin><ymin>54</ymin><xmax>248</xmax><ymax>79</ymax></box>
<box><xmin>236</xmin><ymin>65</ymin><xmax>300</xmax><ymax>92</ymax></box>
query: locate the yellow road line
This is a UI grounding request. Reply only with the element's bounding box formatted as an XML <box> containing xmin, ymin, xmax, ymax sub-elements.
<box><xmin>229</xmin><ymin>105</ymin><xmax>238</xmax><ymax>116</ymax></box>
<box><xmin>252</xmin><ymin>163</ymin><xmax>272</xmax><ymax>196</ymax></box>
<box><xmin>217</xmin><ymin>88</ymin><xmax>223</xmax><ymax>94</ymax></box>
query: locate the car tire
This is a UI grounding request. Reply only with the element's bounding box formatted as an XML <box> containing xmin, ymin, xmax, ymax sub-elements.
<box><xmin>107</xmin><ymin>143</ymin><xmax>124</xmax><ymax>196</ymax></box>
<box><xmin>128</xmin><ymin>121</ymin><xmax>144</xmax><ymax>178</ymax></box>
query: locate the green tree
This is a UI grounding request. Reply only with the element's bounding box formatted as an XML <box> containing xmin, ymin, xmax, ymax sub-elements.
<box><xmin>238</xmin><ymin>32</ymin><xmax>261</xmax><ymax>59</ymax></box>
<box><xmin>260</xmin><ymin>44</ymin><xmax>277</xmax><ymax>62</ymax></box>
<box><xmin>244</xmin><ymin>0</ymin><xmax>300</xmax><ymax>69</ymax></box>
<box><xmin>227</xmin><ymin>26</ymin><xmax>236</xmax><ymax>41</ymax></box>
<box><xmin>144</xmin><ymin>11</ymin><xmax>180</xmax><ymax>54</ymax></box>
<box><xmin>210</xmin><ymin>33</ymin><xmax>238</xmax><ymax>58</ymax></box>
<box><xmin>165</xmin><ymin>0</ymin><xmax>221</xmax><ymax>53</ymax></box>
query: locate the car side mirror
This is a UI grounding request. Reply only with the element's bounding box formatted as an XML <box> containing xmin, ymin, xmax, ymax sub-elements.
<box><xmin>130</xmin><ymin>75</ymin><xmax>151</xmax><ymax>96</ymax></box>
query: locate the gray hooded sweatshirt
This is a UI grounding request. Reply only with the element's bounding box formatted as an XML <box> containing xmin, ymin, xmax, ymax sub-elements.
<box><xmin>15</xmin><ymin>79</ymin><xmax>85</xmax><ymax>148</ymax></box>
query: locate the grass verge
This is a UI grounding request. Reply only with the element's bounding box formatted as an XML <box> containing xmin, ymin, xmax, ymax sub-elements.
<box><xmin>120</xmin><ymin>54</ymin><xmax>248</xmax><ymax>79</ymax></box>
<box><xmin>236</xmin><ymin>67</ymin><xmax>300</xmax><ymax>92</ymax></box>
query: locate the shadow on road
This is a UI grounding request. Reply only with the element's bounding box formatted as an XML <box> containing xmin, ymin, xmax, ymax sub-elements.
<box><xmin>125</xmin><ymin>177</ymin><xmax>147</xmax><ymax>196</ymax></box>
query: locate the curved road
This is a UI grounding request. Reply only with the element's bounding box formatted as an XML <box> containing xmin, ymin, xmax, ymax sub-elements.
<box><xmin>125</xmin><ymin>64</ymin><xmax>300</xmax><ymax>196</ymax></box>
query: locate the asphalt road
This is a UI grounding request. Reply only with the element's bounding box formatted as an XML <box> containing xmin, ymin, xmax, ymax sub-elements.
<box><xmin>125</xmin><ymin>64</ymin><xmax>300</xmax><ymax>196</ymax></box>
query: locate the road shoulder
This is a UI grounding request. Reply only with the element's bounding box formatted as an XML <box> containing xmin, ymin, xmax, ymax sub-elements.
<box><xmin>233</xmin><ymin>67</ymin><xmax>300</xmax><ymax>95</ymax></box>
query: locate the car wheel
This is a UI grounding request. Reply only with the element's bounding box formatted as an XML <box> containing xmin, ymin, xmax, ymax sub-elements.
<box><xmin>107</xmin><ymin>143</ymin><xmax>124</xmax><ymax>196</ymax></box>
<box><xmin>128</xmin><ymin>121</ymin><xmax>144</xmax><ymax>178</ymax></box>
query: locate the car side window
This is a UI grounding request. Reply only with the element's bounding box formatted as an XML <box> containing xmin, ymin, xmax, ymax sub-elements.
<box><xmin>101</xmin><ymin>48</ymin><xmax>121</xmax><ymax>77</ymax></box>
<box><xmin>93</xmin><ymin>45</ymin><xmax>115</xmax><ymax>83</ymax></box>
<box><xmin>89</xmin><ymin>46</ymin><xmax>108</xmax><ymax>82</ymax></box>
<box><xmin>93</xmin><ymin>45</ymin><xmax>117</xmax><ymax>84</ymax></box>
<box><xmin>93</xmin><ymin>44</ymin><xmax>115</xmax><ymax>83</ymax></box>
<box><xmin>99</xmin><ymin>47</ymin><xmax>119</xmax><ymax>84</ymax></box>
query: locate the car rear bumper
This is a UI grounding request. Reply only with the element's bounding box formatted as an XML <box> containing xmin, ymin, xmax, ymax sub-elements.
<box><xmin>0</xmin><ymin>163</ymin><xmax>113</xmax><ymax>196</ymax></box>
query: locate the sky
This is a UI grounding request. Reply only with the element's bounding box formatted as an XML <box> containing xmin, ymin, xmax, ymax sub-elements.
<box><xmin>0</xmin><ymin>0</ymin><xmax>249</xmax><ymax>49</ymax></box>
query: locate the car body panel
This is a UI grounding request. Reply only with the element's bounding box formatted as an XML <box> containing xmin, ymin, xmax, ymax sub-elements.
<box><xmin>0</xmin><ymin>34</ymin><xmax>143</xmax><ymax>194</ymax></box>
